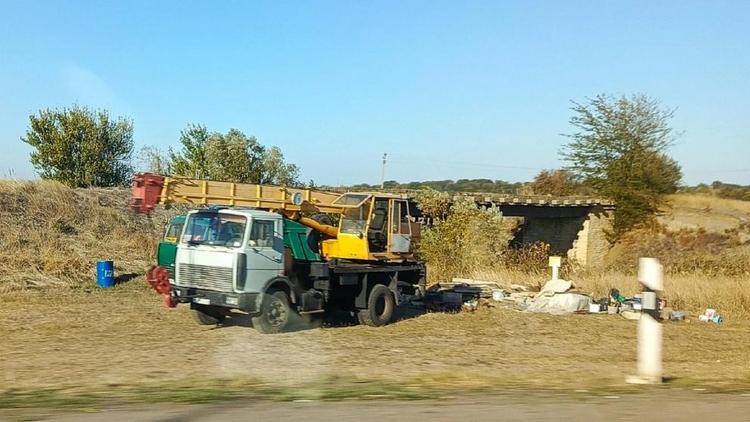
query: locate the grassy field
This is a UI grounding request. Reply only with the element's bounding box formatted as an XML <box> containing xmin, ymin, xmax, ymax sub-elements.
<box><xmin>1</xmin><ymin>182</ymin><xmax>749</xmax><ymax>408</ymax></box>
<box><xmin>2</xmin><ymin>280</ymin><xmax>749</xmax><ymax>407</ymax></box>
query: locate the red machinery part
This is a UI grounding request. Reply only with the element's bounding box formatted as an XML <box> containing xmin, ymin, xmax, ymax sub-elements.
<box><xmin>146</xmin><ymin>265</ymin><xmax>176</xmax><ymax>308</ymax></box>
<box><xmin>129</xmin><ymin>172</ymin><xmax>165</xmax><ymax>214</ymax></box>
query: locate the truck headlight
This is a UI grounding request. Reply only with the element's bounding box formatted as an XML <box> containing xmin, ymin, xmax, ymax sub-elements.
<box><xmin>225</xmin><ymin>296</ymin><xmax>239</xmax><ymax>306</ymax></box>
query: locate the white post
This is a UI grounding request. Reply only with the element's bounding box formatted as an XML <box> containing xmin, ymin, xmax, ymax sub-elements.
<box><xmin>548</xmin><ymin>256</ymin><xmax>561</xmax><ymax>281</ymax></box>
<box><xmin>627</xmin><ymin>257</ymin><xmax>664</xmax><ymax>384</ymax></box>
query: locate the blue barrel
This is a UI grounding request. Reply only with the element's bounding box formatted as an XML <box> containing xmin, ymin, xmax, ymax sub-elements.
<box><xmin>96</xmin><ymin>260</ymin><xmax>115</xmax><ymax>288</ymax></box>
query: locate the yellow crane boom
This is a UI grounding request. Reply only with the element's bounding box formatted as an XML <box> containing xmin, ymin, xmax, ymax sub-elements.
<box><xmin>130</xmin><ymin>173</ymin><xmax>418</xmax><ymax>262</ymax></box>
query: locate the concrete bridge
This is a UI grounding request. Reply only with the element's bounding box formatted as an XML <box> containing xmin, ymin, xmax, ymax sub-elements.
<box><xmin>471</xmin><ymin>196</ymin><xmax>615</xmax><ymax>268</ymax></box>
<box><xmin>411</xmin><ymin>194</ymin><xmax>616</xmax><ymax>268</ymax></box>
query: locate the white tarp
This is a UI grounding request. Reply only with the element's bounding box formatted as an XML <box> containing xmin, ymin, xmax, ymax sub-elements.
<box><xmin>523</xmin><ymin>279</ymin><xmax>590</xmax><ymax>314</ymax></box>
<box><xmin>535</xmin><ymin>279</ymin><xmax>574</xmax><ymax>298</ymax></box>
<box><xmin>526</xmin><ymin>292</ymin><xmax>592</xmax><ymax>315</ymax></box>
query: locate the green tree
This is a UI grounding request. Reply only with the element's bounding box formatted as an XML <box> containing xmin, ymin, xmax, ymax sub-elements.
<box><xmin>561</xmin><ymin>94</ymin><xmax>682</xmax><ymax>237</ymax></box>
<box><xmin>22</xmin><ymin>105</ymin><xmax>134</xmax><ymax>187</ymax></box>
<box><xmin>169</xmin><ymin>124</ymin><xmax>300</xmax><ymax>186</ymax></box>
<box><xmin>258</xmin><ymin>146</ymin><xmax>300</xmax><ymax>186</ymax></box>
<box><xmin>170</xmin><ymin>124</ymin><xmax>210</xmax><ymax>179</ymax></box>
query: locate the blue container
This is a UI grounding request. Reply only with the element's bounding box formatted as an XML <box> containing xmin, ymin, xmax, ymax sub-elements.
<box><xmin>96</xmin><ymin>260</ymin><xmax>115</xmax><ymax>288</ymax></box>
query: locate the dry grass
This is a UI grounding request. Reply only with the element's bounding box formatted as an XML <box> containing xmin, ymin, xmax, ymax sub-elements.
<box><xmin>1</xmin><ymin>282</ymin><xmax>749</xmax><ymax>403</ymax></box>
<box><xmin>0</xmin><ymin>180</ymin><xmax>179</xmax><ymax>291</ymax></box>
<box><xmin>660</xmin><ymin>193</ymin><xmax>750</xmax><ymax>233</ymax></box>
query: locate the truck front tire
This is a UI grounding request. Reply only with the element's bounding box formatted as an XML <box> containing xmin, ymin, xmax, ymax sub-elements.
<box><xmin>190</xmin><ymin>304</ymin><xmax>226</xmax><ymax>325</ymax></box>
<box><xmin>252</xmin><ymin>290</ymin><xmax>292</xmax><ymax>334</ymax></box>
<box><xmin>357</xmin><ymin>284</ymin><xmax>395</xmax><ymax>327</ymax></box>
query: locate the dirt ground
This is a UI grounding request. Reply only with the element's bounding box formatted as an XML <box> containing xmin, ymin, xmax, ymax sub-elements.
<box><xmin>3</xmin><ymin>280</ymin><xmax>749</xmax><ymax>406</ymax></box>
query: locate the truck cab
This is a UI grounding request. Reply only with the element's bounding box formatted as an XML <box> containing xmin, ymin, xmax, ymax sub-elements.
<box><xmin>173</xmin><ymin>208</ymin><xmax>286</xmax><ymax>314</ymax></box>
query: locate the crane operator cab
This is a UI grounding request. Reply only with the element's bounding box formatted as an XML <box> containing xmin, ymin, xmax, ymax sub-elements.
<box><xmin>321</xmin><ymin>193</ymin><xmax>419</xmax><ymax>262</ymax></box>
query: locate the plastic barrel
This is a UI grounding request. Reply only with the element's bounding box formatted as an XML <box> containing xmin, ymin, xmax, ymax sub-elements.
<box><xmin>96</xmin><ymin>260</ymin><xmax>115</xmax><ymax>288</ymax></box>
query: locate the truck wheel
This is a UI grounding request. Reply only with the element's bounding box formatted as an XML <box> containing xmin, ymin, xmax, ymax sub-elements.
<box><xmin>190</xmin><ymin>304</ymin><xmax>225</xmax><ymax>325</ymax></box>
<box><xmin>357</xmin><ymin>284</ymin><xmax>395</xmax><ymax>327</ymax></box>
<box><xmin>252</xmin><ymin>291</ymin><xmax>291</xmax><ymax>334</ymax></box>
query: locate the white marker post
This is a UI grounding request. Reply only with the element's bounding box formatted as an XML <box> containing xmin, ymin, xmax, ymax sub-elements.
<box><xmin>548</xmin><ymin>256</ymin><xmax>561</xmax><ymax>281</ymax></box>
<box><xmin>627</xmin><ymin>257</ymin><xmax>664</xmax><ymax>384</ymax></box>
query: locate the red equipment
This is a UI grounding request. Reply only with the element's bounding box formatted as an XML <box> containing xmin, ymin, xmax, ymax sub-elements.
<box><xmin>146</xmin><ymin>265</ymin><xmax>176</xmax><ymax>308</ymax></box>
<box><xmin>129</xmin><ymin>173</ymin><xmax>165</xmax><ymax>214</ymax></box>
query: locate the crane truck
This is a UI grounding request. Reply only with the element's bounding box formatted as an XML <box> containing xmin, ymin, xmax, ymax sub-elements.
<box><xmin>130</xmin><ymin>173</ymin><xmax>425</xmax><ymax>333</ymax></box>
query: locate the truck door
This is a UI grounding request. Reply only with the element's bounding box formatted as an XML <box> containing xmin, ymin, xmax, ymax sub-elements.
<box><xmin>389</xmin><ymin>199</ymin><xmax>412</xmax><ymax>253</ymax></box>
<box><xmin>244</xmin><ymin>218</ymin><xmax>284</xmax><ymax>291</ymax></box>
<box><xmin>157</xmin><ymin>216</ymin><xmax>184</xmax><ymax>279</ymax></box>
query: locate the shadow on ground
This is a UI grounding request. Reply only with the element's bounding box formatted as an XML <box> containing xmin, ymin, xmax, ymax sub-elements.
<box><xmin>213</xmin><ymin>303</ymin><xmax>429</xmax><ymax>332</ymax></box>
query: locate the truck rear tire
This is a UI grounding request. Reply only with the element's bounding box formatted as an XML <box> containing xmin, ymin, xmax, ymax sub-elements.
<box><xmin>357</xmin><ymin>284</ymin><xmax>395</xmax><ymax>327</ymax></box>
<box><xmin>190</xmin><ymin>304</ymin><xmax>225</xmax><ymax>325</ymax></box>
<box><xmin>252</xmin><ymin>290</ymin><xmax>291</xmax><ymax>334</ymax></box>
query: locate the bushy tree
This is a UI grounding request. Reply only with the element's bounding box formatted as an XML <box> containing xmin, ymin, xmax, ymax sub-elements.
<box><xmin>562</xmin><ymin>94</ymin><xmax>682</xmax><ymax>237</ymax></box>
<box><xmin>415</xmin><ymin>190</ymin><xmax>512</xmax><ymax>281</ymax></box>
<box><xmin>258</xmin><ymin>146</ymin><xmax>300</xmax><ymax>186</ymax></box>
<box><xmin>168</xmin><ymin>124</ymin><xmax>300</xmax><ymax>186</ymax></box>
<box><xmin>22</xmin><ymin>106</ymin><xmax>133</xmax><ymax>187</ymax></box>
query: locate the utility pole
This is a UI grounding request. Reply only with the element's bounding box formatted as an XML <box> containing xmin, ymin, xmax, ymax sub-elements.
<box><xmin>380</xmin><ymin>153</ymin><xmax>388</xmax><ymax>189</ymax></box>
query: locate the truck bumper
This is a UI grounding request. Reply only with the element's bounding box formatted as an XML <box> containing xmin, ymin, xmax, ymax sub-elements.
<box><xmin>172</xmin><ymin>286</ymin><xmax>261</xmax><ymax>314</ymax></box>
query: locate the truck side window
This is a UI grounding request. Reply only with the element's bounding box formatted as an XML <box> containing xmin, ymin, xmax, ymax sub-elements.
<box><xmin>164</xmin><ymin>222</ymin><xmax>183</xmax><ymax>243</ymax></box>
<box><xmin>250</xmin><ymin>220</ymin><xmax>275</xmax><ymax>247</ymax></box>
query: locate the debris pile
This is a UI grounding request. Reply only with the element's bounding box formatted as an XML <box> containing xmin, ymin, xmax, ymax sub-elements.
<box><xmin>423</xmin><ymin>276</ymin><xmax>704</xmax><ymax>322</ymax></box>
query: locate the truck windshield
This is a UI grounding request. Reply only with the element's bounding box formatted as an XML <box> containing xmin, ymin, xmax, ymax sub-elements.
<box><xmin>340</xmin><ymin>206</ymin><xmax>367</xmax><ymax>234</ymax></box>
<box><xmin>182</xmin><ymin>213</ymin><xmax>247</xmax><ymax>247</ymax></box>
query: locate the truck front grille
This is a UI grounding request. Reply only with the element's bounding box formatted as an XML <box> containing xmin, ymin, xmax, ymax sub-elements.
<box><xmin>178</xmin><ymin>263</ymin><xmax>234</xmax><ymax>292</ymax></box>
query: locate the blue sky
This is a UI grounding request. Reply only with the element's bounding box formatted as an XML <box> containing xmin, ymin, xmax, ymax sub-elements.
<box><xmin>1</xmin><ymin>0</ymin><xmax>748</xmax><ymax>185</ymax></box>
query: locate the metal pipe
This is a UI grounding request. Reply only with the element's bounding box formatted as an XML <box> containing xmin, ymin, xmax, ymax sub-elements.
<box><xmin>281</xmin><ymin>211</ymin><xmax>339</xmax><ymax>238</ymax></box>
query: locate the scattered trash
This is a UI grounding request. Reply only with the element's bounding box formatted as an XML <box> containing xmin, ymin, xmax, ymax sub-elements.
<box><xmin>449</xmin><ymin>278</ymin><xmax>504</xmax><ymax>298</ymax></box>
<box><xmin>491</xmin><ymin>290</ymin><xmax>506</xmax><ymax>301</ymax></box>
<box><xmin>424</xmin><ymin>278</ymin><xmax>713</xmax><ymax>326</ymax></box>
<box><xmin>462</xmin><ymin>299</ymin><xmax>479</xmax><ymax>312</ymax></box>
<box><xmin>698</xmin><ymin>308</ymin><xmax>722</xmax><ymax>324</ymax></box>
<box><xmin>589</xmin><ymin>303</ymin><xmax>602</xmax><ymax>313</ymax></box>
<box><xmin>670</xmin><ymin>310</ymin><xmax>687</xmax><ymax>321</ymax></box>
<box><xmin>609</xmin><ymin>288</ymin><xmax>627</xmax><ymax>303</ymax></box>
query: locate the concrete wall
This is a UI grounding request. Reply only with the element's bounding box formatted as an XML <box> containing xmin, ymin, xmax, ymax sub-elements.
<box><xmin>515</xmin><ymin>216</ymin><xmax>586</xmax><ymax>256</ymax></box>
<box><xmin>567</xmin><ymin>208</ymin><xmax>614</xmax><ymax>268</ymax></box>
<box><xmin>512</xmin><ymin>206</ymin><xmax>614</xmax><ymax>268</ymax></box>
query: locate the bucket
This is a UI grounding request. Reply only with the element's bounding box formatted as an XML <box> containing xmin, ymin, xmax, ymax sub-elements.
<box><xmin>96</xmin><ymin>260</ymin><xmax>115</xmax><ymax>288</ymax></box>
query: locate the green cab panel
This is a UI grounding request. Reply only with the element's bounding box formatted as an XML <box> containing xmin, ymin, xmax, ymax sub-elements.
<box><xmin>157</xmin><ymin>215</ymin><xmax>185</xmax><ymax>278</ymax></box>
<box><xmin>283</xmin><ymin>219</ymin><xmax>321</xmax><ymax>261</ymax></box>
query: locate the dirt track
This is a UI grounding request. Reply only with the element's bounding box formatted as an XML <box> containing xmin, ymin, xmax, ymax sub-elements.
<box><xmin>4</xmin><ymin>393</ymin><xmax>750</xmax><ymax>422</ymax></box>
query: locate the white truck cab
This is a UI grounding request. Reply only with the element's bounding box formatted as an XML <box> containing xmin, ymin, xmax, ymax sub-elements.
<box><xmin>174</xmin><ymin>208</ymin><xmax>285</xmax><ymax>313</ymax></box>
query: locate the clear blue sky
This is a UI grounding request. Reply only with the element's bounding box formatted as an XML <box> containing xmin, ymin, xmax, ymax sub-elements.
<box><xmin>1</xmin><ymin>0</ymin><xmax>748</xmax><ymax>186</ymax></box>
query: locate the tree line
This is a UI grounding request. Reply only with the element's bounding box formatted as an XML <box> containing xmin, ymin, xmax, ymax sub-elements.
<box><xmin>22</xmin><ymin>94</ymin><xmax>687</xmax><ymax>239</ymax></box>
